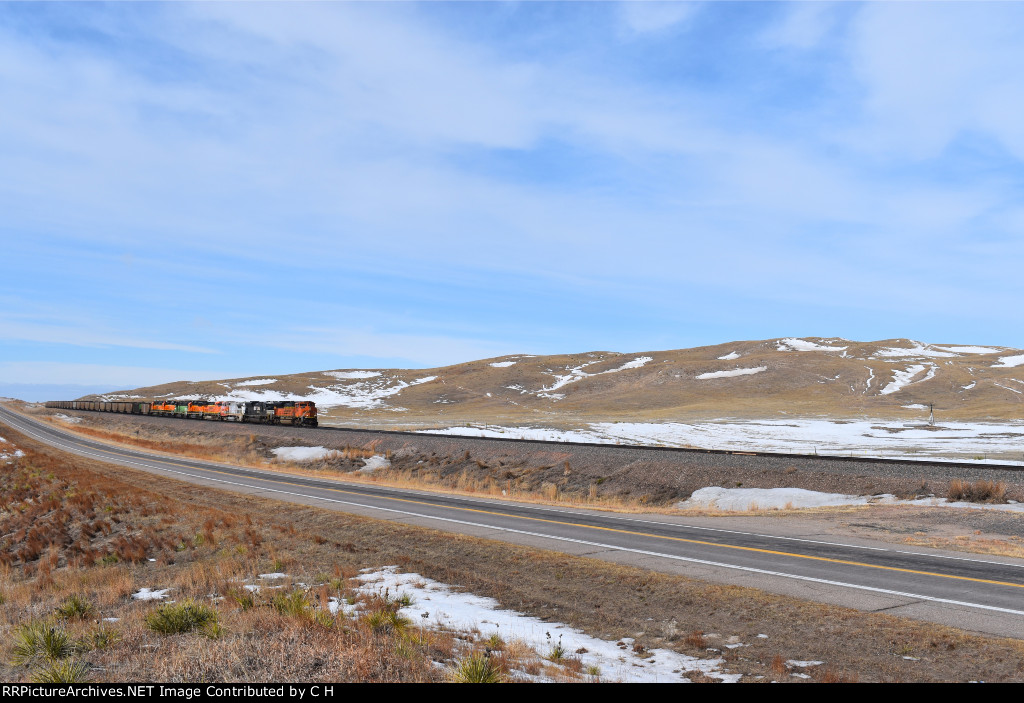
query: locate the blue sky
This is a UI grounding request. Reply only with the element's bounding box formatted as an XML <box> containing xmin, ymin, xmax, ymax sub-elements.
<box><xmin>3</xmin><ymin>1</ymin><xmax>1024</xmax><ymax>399</ymax></box>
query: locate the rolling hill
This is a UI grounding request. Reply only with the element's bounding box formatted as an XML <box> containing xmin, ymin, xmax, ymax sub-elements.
<box><xmin>88</xmin><ymin>338</ymin><xmax>1024</xmax><ymax>429</ymax></box>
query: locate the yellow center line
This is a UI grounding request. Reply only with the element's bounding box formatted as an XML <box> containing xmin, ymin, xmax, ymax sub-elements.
<box><xmin>27</xmin><ymin>419</ymin><xmax>1024</xmax><ymax>591</ymax></box>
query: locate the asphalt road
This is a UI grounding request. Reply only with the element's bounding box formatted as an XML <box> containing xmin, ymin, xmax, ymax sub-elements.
<box><xmin>2</xmin><ymin>405</ymin><xmax>1023</xmax><ymax>639</ymax></box>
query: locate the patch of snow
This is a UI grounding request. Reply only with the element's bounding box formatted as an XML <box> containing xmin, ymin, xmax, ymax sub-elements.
<box><xmin>220</xmin><ymin>373</ymin><xmax>437</xmax><ymax>410</ymax></box>
<box><xmin>787</xmin><ymin>660</ymin><xmax>824</xmax><ymax>667</ymax></box>
<box><xmin>879</xmin><ymin>364</ymin><xmax>927</xmax><ymax>395</ymax></box>
<box><xmin>352</xmin><ymin>567</ymin><xmax>740</xmax><ymax>683</ymax></box>
<box><xmin>934</xmin><ymin>346</ymin><xmax>1001</xmax><ymax>354</ymax></box>
<box><xmin>132</xmin><ymin>588</ymin><xmax>171</xmax><ymax>601</ymax></box>
<box><xmin>678</xmin><ymin>486</ymin><xmax>1024</xmax><ymax>514</ymax></box>
<box><xmin>994</xmin><ymin>354</ymin><xmax>1024</xmax><ymax>368</ymax></box>
<box><xmin>864</xmin><ymin>366</ymin><xmax>875</xmax><ymax>390</ymax></box>
<box><xmin>323</xmin><ymin>371</ymin><xmax>382</xmax><ymax>379</ymax></box>
<box><xmin>875</xmin><ymin>342</ymin><xmax>957</xmax><ymax>358</ymax></box>
<box><xmin>54</xmin><ymin>413</ymin><xmax>82</xmax><ymax>424</ymax></box>
<box><xmin>902</xmin><ymin>404</ymin><xmax>928</xmax><ymax>410</ymax></box>
<box><xmin>271</xmin><ymin>446</ymin><xmax>334</xmax><ymax>462</ymax></box>
<box><xmin>678</xmin><ymin>487</ymin><xmax>890</xmax><ymax>511</ymax></box>
<box><xmin>489</xmin><ymin>361</ymin><xmax>516</xmax><ymax>368</ymax></box>
<box><xmin>259</xmin><ymin>573</ymin><xmax>288</xmax><ymax>580</ymax></box>
<box><xmin>777</xmin><ymin>338</ymin><xmax>848</xmax><ymax>352</ymax></box>
<box><xmin>962</xmin><ymin>382</ymin><xmax>976</xmax><ymax>390</ymax></box>
<box><xmin>535</xmin><ymin>357</ymin><xmax>652</xmax><ymax>400</ymax></box>
<box><xmin>102</xmin><ymin>617</ymin><xmax>120</xmax><ymax>623</ymax></box>
<box><xmin>994</xmin><ymin>383</ymin><xmax>1023</xmax><ymax>395</ymax></box>
<box><xmin>359</xmin><ymin>455</ymin><xmax>391</xmax><ymax>473</ymax></box>
<box><xmin>611</xmin><ymin>356</ymin><xmax>653</xmax><ymax>371</ymax></box>
<box><xmin>696</xmin><ymin>366</ymin><xmax>767</xmax><ymax>380</ymax></box>
<box><xmin>423</xmin><ymin>418</ymin><xmax>1024</xmax><ymax>465</ymax></box>
<box><xmin>233</xmin><ymin>378</ymin><xmax>277</xmax><ymax>387</ymax></box>
<box><xmin>717</xmin><ymin>352</ymin><xmax>741</xmax><ymax>360</ymax></box>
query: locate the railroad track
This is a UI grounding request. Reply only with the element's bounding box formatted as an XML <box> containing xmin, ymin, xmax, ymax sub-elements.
<box><xmin>3</xmin><ymin>404</ymin><xmax>1024</xmax><ymax>639</ymax></box>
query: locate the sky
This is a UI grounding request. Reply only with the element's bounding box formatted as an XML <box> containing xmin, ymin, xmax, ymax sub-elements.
<box><xmin>3</xmin><ymin>1</ymin><xmax>1024</xmax><ymax>399</ymax></box>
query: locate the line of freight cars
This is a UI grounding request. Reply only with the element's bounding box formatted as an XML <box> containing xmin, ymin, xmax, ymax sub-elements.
<box><xmin>45</xmin><ymin>399</ymin><xmax>318</xmax><ymax>427</ymax></box>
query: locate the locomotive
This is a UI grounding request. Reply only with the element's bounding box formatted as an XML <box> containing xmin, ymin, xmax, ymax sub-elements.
<box><xmin>45</xmin><ymin>399</ymin><xmax>318</xmax><ymax>427</ymax></box>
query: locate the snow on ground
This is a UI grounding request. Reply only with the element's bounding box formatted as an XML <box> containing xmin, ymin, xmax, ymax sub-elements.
<box><xmin>677</xmin><ymin>486</ymin><xmax>1024</xmax><ymax>513</ymax></box>
<box><xmin>351</xmin><ymin>567</ymin><xmax>740</xmax><ymax>683</ymax></box>
<box><xmin>132</xmin><ymin>588</ymin><xmax>170</xmax><ymax>601</ymax></box>
<box><xmin>717</xmin><ymin>352</ymin><xmax>741</xmax><ymax>360</ymax></box>
<box><xmin>536</xmin><ymin>357</ymin><xmax>653</xmax><ymax>400</ymax></box>
<box><xmin>489</xmin><ymin>361</ymin><xmax>516</xmax><ymax>368</ymax></box>
<box><xmin>422</xmin><ymin>418</ymin><xmax>1024</xmax><ymax>464</ymax></box>
<box><xmin>994</xmin><ymin>354</ymin><xmax>1024</xmax><ymax>368</ymax></box>
<box><xmin>678</xmin><ymin>487</ymin><xmax>892</xmax><ymax>510</ymax></box>
<box><xmin>271</xmin><ymin>446</ymin><xmax>335</xmax><ymax>462</ymax></box>
<box><xmin>221</xmin><ymin>374</ymin><xmax>437</xmax><ymax>410</ymax></box>
<box><xmin>695</xmin><ymin>366</ymin><xmax>766</xmax><ymax>380</ymax></box>
<box><xmin>0</xmin><ymin>436</ymin><xmax>25</xmax><ymax>463</ymax></box>
<box><xmin>902</xmin><ymin>404</ymin><xmax>928</xmax><ymax>410</ymax></box>
<box><xmin>777</xmin><ymin>338</ymin><xmax>847</xmax><ymax>352</ymax></box>
<box><xmin>359</xmin><ymin>455</ymin><xmax>391</xmax><ymax>472</ymax></box>
<box><xmin>935</xmin><ymin>346</ymin><xmax>1002</xmax><ymax>354</ymax></box>
<box><xmin>879</xmin><ymin>364</ymin><xmax>927</xmax><ymax>395</ymax></box>
<box><xmin>874</xmin><ymin>342</ymin><xmax>957</xmax><ymax>358</ymax></box>
<box><xmin>232</xmin><ymin>379</ymin><xmax>278</xmax><ymax>387</ymax></box>
<box><xmin>322</xmin><ymin>371</ymin><xmax>382</xmax><ymax>379</ymax></box>
<box><xmin>53</xmin><ymin>413</ymin><xmax>82</xmax><ymax>423</ymax></box>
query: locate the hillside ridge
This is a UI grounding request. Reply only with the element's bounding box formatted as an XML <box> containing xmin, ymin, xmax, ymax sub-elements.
<box><xmin>85</xmin><ymin>338</ymin><xmax>1024</xmax><ymax>425</ymax></box>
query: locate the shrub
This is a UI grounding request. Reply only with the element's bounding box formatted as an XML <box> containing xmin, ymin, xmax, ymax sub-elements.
<box><xmin>685</xmin><ymin>630</ymin><xmax>707</xmax><ymax>649</ymax></box>
<box><xmin>450</xmin><ymin>652</ymin><xmax>502</xmax><ymax>683</ymax></box>
<box><xmin>56</xmin><ymin>594</ymin><xmax>95</xmax><ymax>620</ymax></box>
<box><xmin>145</xmin><ymin>599</ymin><xmax>219</xmax><ymax>635</ymax></box>
<box><xmin>271</xmin><ymin>589</ymin><xmax>310</xmax><ymax>617</ymax></box>
<box><xmin>30</xmin><ymin>659</ymin><xmax>91</xmax><ymax>684</ymax></box>
<box><xmin>229</xmin><ymin>589</ymin><xmax>257</xmax><ymax>611</ymax></box>
<box><xmin>79</xmin><ymin>625</ymin><xmax>120</xmax><ymax>652</ymax></box>
<box><xmin>364</xmin><ymin>609</ymin><xmax>410</xmax><ymax>635</ymax></box>
<box><xmin>948</xmin><ymin>479</ymin><xmax>1007</xmax><ymax>503</ymax></box>
<box><xmin>11</xmin><ymin>622</ymin><xmax>75</xmax><ymax>666</ymax></box>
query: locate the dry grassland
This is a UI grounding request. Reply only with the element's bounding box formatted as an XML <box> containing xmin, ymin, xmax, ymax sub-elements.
<box><xmin>1</xmin><ymin>424</ymin><xmax>1023</xmax><ymax>683</ymax></box>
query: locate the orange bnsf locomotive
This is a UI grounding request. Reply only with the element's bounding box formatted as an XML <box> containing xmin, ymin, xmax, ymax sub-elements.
<box><xmin>46</xmin><ymin>399</ymin><xmax>318</xmax><ymax>427</ymax></box>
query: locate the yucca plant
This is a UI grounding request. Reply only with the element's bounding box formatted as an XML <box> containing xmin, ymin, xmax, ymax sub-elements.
<box><xmin>55</xmin><ymin>594</ymin><xmax>95</xmax><ymax>620</ymax></box>
<box><xmin>145</xmin><ymin>599</ymin><xmax>219</xmax><ymax>635</ymax></box>
<box><xmin>11</xmin><ymin>621</ymin><xmax>75</xmax><ymax>666</ymax></box>
<box><xmin>271</xmin><ymin>589</ymin><xmax>310</xmax><ymax>617</ymax></box>
<box><xmin>30</xmin><ymin>659</ymin><xmax>91</xmax><ymax>683</ymax></box>
<box><xmin>364</xmin><ymin>609</ymin><xmax>411</xmax><ymax>635</ymax></box>
<box><xmin>78</xmin><ymin>624</ymin><xmax>120</xmax><ymax>652</ymax></box>
<box><xmin>450</xmin><ymin>652</ymin><xmax>502</xmax><ymax>683</ymax></box>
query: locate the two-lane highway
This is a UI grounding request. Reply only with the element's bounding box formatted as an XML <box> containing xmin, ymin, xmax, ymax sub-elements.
<box><xmin>2</xmin><ymin>405</ymin><xmax>1022</xmax><ymax>639</ymax></box>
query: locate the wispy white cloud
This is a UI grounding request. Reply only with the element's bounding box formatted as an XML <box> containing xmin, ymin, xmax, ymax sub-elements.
<box><xmin>0</xmin><ymin>362</ymin><xmax>229</xmax><ymax>387</ymax></box>
<box><xmin>619</xmin><ymin>1</ymin><xmax>698</xmax><ymax>35</ymax></box>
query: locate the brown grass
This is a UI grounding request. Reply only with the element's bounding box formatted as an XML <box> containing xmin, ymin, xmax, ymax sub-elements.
<box><xmin>3</xmin><ymin>421</ymin><xmax>1024</xmax><ymax>683</ymax></box>
<box><xmin>947</xmin><ymin>479</ymin><xmax>1007</xmax><ymax>503</ymax></box>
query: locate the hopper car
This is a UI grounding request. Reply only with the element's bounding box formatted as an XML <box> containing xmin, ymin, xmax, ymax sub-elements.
<box><xmin>45</xmin><ymin>399</ymin><xmax>318</xmax><ymax>427</ymax></box>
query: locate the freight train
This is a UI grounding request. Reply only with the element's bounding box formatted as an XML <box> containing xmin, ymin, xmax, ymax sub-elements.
<box><xmin>45</xmin><ymin>399</ymin><xmax>318</xmax><ymax>427</ymax></box>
